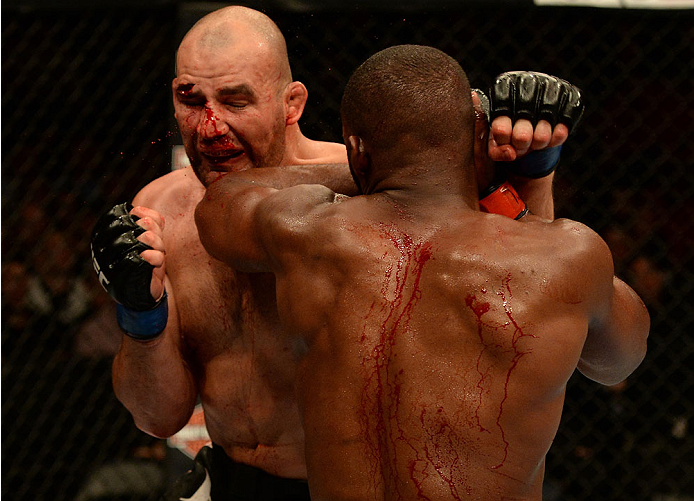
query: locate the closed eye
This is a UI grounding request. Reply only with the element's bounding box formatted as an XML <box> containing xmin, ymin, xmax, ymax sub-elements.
<box><xmin>175</xmin><ymin>83</ymin><xmax>205</xmax><ymax>106</ymax></box>
<box><xmin>218</xmin><ymin>84</ymin><xmax>256</xmax><ymax>108</ymax></box>
<box><xmin>178</xmin><ymin>96</ymin><xmax>206</xmax><ymax>107</ymax></box>
<box><xmin>223</xmin><ymin>100</ymin><xmax>249</xmax><ymax>109</ymax></box>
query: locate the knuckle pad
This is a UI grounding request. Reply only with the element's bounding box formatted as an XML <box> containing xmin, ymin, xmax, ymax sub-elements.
<box><xmin>490</xmin><ymin>73</ymin><xmax>515</xmax><ymax>121</ymax></box>
<box><xmin>492</xmin><ymin>71</ymin><xmax>571</xmax><ymax>127</ymax></box>
<box><xmin>538</xmin><ymin>78</ymin><xmax>562</xmax><ymax>126</ymax></box>
<box><xmin>514</xmin><ymin>73</ymin><xmax>539</xmax><ymax>123</ymax></box>
<box><xmin>558</xmin><ymin>85</ymin><xmax>585</xmax><ymax>132</ymax></box>
<box><xmin>491</xmin><ymin>72</ymin><xmax>585</xmax><ymax>134</ymax></box>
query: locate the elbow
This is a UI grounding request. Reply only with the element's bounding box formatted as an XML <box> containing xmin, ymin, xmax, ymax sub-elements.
<box><xmin>577</xmin><ymin>359</ymin><xmax>627</xmax><ymax>387</ymax></box>
<box><xmin>577</xmin><ymin>362</ymin><xmax>632</xmax><ymax>387</ymax></box>
<box><xmin>637</xmin><ymin>302</ymin><xmax>651</xmax><ymax>358</ymax></box>
<box><xmin>133</xmin><ymin>413</ymin><xmax>189</xmax><ymax>439</ymax></box>
<box><xmin>114</xmin><ymin>389</ymin><xmax>193</xmax><ymax>438</ymax></box>
<box><xmin>578</xmin><ymin>327</ymin><xmax>649</xmax><ymax>387</ymax></box>
<box><xmin>112</xmin><ymin>365</ymin><xmax>195</xmax><ymax>439</ymax></box>
<box><xmin>624</xmin><ymin>279</ymin><xmax>651</xmax><ymax>369</ymax></box>
<box><xmin>581</xmin><ymin>282</ymin><xmax>651</xmax><ymax>386</ymax></box>
<box><xmin>621</xmin><ymin>300</ymin><xmax>650</xmax><ymax>381</ymax></box>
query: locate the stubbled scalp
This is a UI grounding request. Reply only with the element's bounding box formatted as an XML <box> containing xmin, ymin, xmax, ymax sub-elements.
<box><xmin>341</xmin><ymin>45</ymin><xmax>473</xmax><ymax>152</ymax></box>
<box><xmin>196</xmin><ymin>23</ymin><xmax>238</xmax><ymax>51</ymax></box>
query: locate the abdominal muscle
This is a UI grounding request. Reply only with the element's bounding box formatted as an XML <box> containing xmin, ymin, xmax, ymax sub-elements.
<box><xmin>195</xmin><ymin>338</ymin><xmax>307</xmax><ymax>478</ymax></box>
<box><xmin>167</xmin><ymin>217</ymin><xmax>306</xmax><ymax>478</ymax></box>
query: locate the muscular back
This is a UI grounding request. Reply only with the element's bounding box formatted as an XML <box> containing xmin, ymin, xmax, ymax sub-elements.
<box><xmin>272</xmin><ymin>196</ymin><xmax>603</xmax><ymax>500</ymax></box>
<box><xmin>132</xmin><ymin>167</ymin><xmax>306</xmax><ymax>477</ymax></box>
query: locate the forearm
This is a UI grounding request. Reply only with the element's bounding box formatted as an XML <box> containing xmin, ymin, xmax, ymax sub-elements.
<box><xmin>112</xmin><ymin>324</ymin><xmax>197</xmax><ymax>438</ymax></box>
<box><xmin>93</xmin><ymin>200</ymin><xmax>197</xmax><ymax>436</ymax></box>
<box><xmin>508</xmin><ymin>172</ymin><xmax>555</xmax><ymax>220</ymax></box>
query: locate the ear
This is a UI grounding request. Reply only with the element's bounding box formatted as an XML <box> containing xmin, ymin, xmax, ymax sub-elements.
<box><xmin>346</xmin><ymin>135</ymin><xmax>370</xmax><ymax>190</ymax></box>
<box><xmin>285</xmin><ymin>81</ymin><xmax>308</xmax><ymax>126</ymax></box>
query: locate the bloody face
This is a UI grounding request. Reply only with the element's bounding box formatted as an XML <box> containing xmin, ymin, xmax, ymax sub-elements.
<box><xmin>173</xmin><ymin>40</ymin><xmax>288</xmax><ymax>186</ymax></box>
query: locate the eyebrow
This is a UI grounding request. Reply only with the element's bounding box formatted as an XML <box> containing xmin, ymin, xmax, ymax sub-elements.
<box><xmin>174</xmin><ymin>83</ymin><xmax>257</xmax><ymax>101</ymax></box>
<box><xmin>218</xmin><ymin>84</ymin><xmax>256</xmax><ymax>99</ymax></box>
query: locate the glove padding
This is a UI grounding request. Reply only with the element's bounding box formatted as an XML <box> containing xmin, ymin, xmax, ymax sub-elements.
<box><xmin>490</xmin><ymin>71</ymin><xmax>584</xmax><ymax>132</ymax></box>
<box><xmin>91</xmin><ymin>202</ymin><xmax>159</xmax><ymax>311</ymax></box>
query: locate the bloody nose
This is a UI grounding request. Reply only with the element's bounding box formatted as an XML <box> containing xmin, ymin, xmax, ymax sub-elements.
<box><xmin>199</xmin><ymin>107</ymin><xmax>228</xmax><ymax>138</ymax></box>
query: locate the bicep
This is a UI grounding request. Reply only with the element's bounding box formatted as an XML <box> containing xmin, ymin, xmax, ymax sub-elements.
<box><xmin>195</xmin><ymin>182</ymin><xmax>277</xmax><ymax>272</ymax></box>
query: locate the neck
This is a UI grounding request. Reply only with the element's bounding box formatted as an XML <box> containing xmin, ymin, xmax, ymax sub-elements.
<box><xmin>278</xmin><ymin>123</ymin><xmax>305</xmax><ymax>165</ymax></box>
<box><xmin>366</xmin><ymin>148</ymin><xmax>478</xmax><ymax>209</ymax></box>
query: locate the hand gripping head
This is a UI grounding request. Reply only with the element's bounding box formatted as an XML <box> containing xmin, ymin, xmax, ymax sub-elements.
<box><xmin>490</xmin><ymin>71</ymin><xmax>584</xmax><ymax>132</ymax></box>
<box><xmin>91</xmin><ymin>203</ymin><xmax>158</xmax><ymax>311</ymax></box>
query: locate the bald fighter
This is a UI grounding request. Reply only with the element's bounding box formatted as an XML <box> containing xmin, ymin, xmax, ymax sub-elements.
<box><xmin>94</xmin><ymin>7</ymin><xmax>346</xmax><ymax>499</ymax></box>
<box><xmin>90</xmin><ymin>5</ymin><xmax>583</xmax><ymax>500</ymax></box>
<box><xmin>195</xmin><ymin>45</ymin><xmax>649</xmax><ymax>500</ymax></box>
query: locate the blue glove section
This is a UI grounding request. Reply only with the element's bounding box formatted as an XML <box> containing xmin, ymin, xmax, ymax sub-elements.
<box><xmin>508</xmin><ymin>145</ymin><xmax>562</xmax><ymax>179</ymax></box>
<box><xmin>116</xmin><ymin>292</ymin><xmax>168</xmax><ymax>340</ymax></box>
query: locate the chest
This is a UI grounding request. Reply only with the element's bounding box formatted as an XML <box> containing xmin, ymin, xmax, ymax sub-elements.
<box><xmin>159</xmin><ymin>207</ymin><xmax>277</xmax><ymax>354</ymax></box>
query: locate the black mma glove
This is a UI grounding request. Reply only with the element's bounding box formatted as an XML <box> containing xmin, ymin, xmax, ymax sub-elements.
<box><xmin>488</xmin><ymin>71</ymin><xmax>585</xmax><ymax>178</ymax></box>
<box><xmin>490</xmin><ymin>71</ymin><xmax>584</xmax><ymax>131</ymax></box>
<box><xmin>91</xmin><ymin>202</ymin><xmax>167</xmax><ymax>339</ymax></box>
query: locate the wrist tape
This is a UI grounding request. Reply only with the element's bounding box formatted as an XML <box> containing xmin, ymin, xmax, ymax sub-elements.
<box><xmin>116</xmin><ymin>291</ymin><xmax>168</xmax><ymax>341</ymax></box>
<box><xmin>479</xmin><ymin>181</ymin><xmax>528</xmax><ymax>220</ymax></box>
<box><xmin>508</xmin><ymin>145</ymin><xmax>562</xmax><ymax>179</ymax></box>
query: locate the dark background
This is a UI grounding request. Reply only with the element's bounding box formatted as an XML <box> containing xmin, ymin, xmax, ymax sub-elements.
<box><xmin>2</xmin><ymin>1</ymin><xmax>693</xmax><ymax>499</ymax></box>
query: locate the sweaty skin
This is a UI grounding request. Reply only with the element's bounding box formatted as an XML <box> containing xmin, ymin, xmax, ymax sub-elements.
<box><xmin>197</xmin><ymin>177</ymin><xmax>649</xmax><ymax>499</ymax></box>
<box><xmin>195</xmin><ymin>46</ymin><xmax>649</xmax><ymax>499</ymax></box>
<box><xmin>112</xmin><ymin>6</ymin><xmax>571</xmax><ymax>481</ymax></box>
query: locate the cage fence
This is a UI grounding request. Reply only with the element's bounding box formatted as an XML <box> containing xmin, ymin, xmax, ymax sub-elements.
<box><xmin>2</xmin><ymin>3</ymin><xmax>693</xmax><ymax>500</ymax></box>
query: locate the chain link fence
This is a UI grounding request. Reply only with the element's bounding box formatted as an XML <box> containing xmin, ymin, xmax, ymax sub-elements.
<box><xmin>2</xmin><ymin>2</ymin><xmax>693</xmax><ymax>500</ymax></box>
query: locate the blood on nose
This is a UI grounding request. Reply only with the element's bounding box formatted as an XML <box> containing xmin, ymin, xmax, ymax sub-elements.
<box><xmin>200</xmin><ymin>107</ymin><xmax>227</xmax><ymax>138</ymax></box>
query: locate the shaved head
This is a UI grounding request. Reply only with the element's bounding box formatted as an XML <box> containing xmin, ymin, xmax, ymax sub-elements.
<box><xmin>341</xmin><ymin>45</ymin><xmax>474</xmax><ymax>152</ymax></box>
<box><xmin>177</xmin><ymin>6</ymin><xmax>292</xmax><ymax>87</ymax></box>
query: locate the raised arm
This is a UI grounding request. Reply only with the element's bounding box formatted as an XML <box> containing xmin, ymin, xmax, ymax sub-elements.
<box><xmin>91</xmin><ymin>182</ymin><xmax>197</xmax><ymax>439</ymax></box>
<box><xmin>211</xmin><ymin>163</ymin><xmax>358</xmax><ymax>197</ymax></box>
<box><xmin>577</xmin><ymin>229</ymin><xmax>650</xmax><ymax>386</ymax></box>
<box><xmin>477</xmin><ymin>71</ymin><xmax>584</xmax><ymax>221</ymax></box>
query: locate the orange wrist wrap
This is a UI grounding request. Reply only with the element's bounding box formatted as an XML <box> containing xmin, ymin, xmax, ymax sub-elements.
<box><xmin>479</xmin><ymin>181</ymin><xmax>528</xmax><ymax>220</ymax></box>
